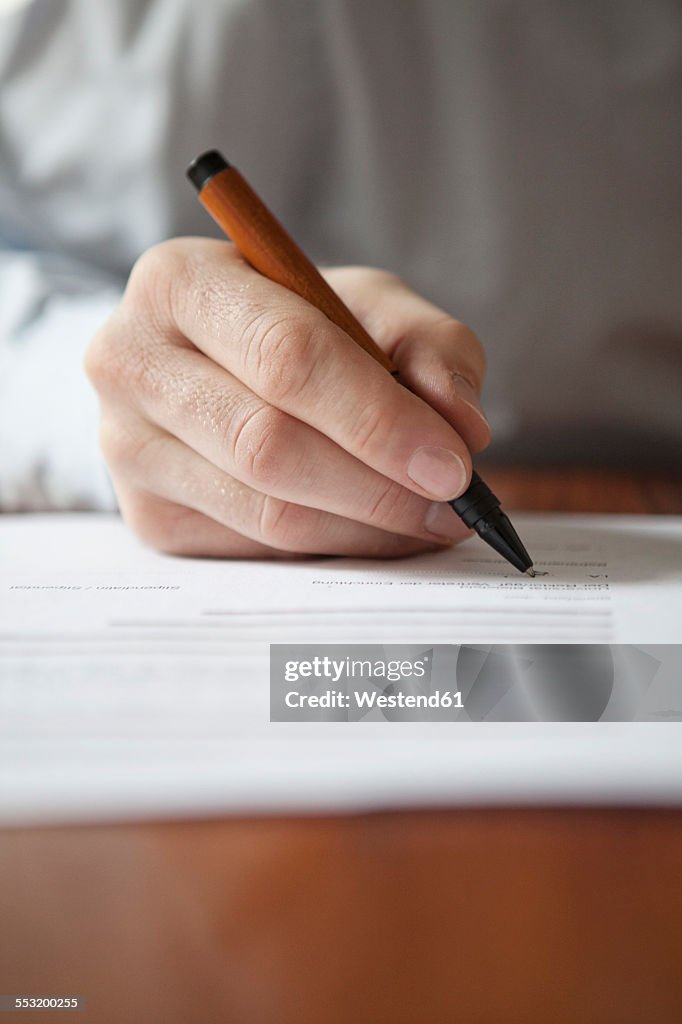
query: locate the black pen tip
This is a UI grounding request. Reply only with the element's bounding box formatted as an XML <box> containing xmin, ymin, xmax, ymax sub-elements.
<box><xmin>474</xmin><ymin>509</ymin><xmax>534</xmax><ymax>575</ymax></box>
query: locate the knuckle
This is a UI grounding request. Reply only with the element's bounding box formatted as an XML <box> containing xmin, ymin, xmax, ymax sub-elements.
<box><xmin>408</xmin><ymin>315</ymin><xmax>487</xmax><ymax>391</ymax></box>
<box><xmin>365</xmin><ymin>479</ymin><xmax>415</xmax><ymax>528</ymax></box>
<box><xmin>244</xmin><ymin>311</ymin><xmax>318</xmax><ymax>404</ymax></box>
<box><xmin>99</xmin><ymin>420</ymin><xmax>133</xmax><ymax>471</ymax></box>
<box><xmin>256</xmin><ymin>495</ymin><xmax>309</xmax><ymax>551</ymax></box>
<box><xmin>125</xmin><ymin>240</ymin><xmax>188</xmax><ymax>324</ymax></box>
<box><xmin>132</xmin><ymin>239</ymin><xmax>247</xmax><ymax>351</ymax></box>
<box><xmin>99</xmin><ymin>421</ymin><xmax>155</xmax><ymax>475</ymax></box>
<box><xmin>118</xmin><ymin>492</ymin><xmax>174</xmax><ymax>551</ymax></box>
<box><xmin>350</xmin><ymin>395</ymin><xmax>391</xmax><ymax>457</ymax></box>
<box><xmin>84</xmin><ymin>317</ymin><xmax>126</xmax><ymax>395</ymax></box>
<box><xmin>230</xmin><ymin>404</ymin><xmax>294</xmax><ymax>490</ymax></box>
<box><xmin>450</xmin><ymin>321</ymin><xmax>487</xmax><ymax>385</ymax></box>
<box><xmin>122</xmin><ymin>494</ymin><xmax>209</xmax><ymax>558</ymax></box>
<box><xmin>86</xmin><ymin>306</ymin><xmax>166</xmax><ymax>401</ymax></box>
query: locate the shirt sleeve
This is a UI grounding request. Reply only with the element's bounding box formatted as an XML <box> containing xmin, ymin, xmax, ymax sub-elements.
<box><xmin>0</xmin><ymin>249</ymin><xmax>122</xmax><ymax>511</ymax></box>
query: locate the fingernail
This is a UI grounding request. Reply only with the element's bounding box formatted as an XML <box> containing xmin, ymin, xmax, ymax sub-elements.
<box><xmin>407</xmin><ymin>446</ymin><xmax>467</xmax><ymax>499</ymax></box>
<box><xmin>424</xmin><ymin>501</ymin><xmax>462</xmax><ymax>540</ymax></box>
<box><xmin>452</xmin><ymin>375</ymin><xmax>491</xmax><ymax>432</ymax></box>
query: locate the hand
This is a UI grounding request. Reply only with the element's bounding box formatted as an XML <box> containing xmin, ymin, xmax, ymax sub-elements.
<box><xmin>85</xmin><ymin>239</ymin><xmax>490</xmax><ymax>558</ymax></box>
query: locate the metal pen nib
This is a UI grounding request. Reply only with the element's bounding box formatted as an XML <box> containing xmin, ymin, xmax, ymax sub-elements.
<box><xmin>525</xmin><ymin>567</ymin><xmax>536</xmax><ymax>578</ymax></box>
<box><xmin>449</xmin><ymin>470</ymin><xmax>534</xmax><ymax>575</ymax></box>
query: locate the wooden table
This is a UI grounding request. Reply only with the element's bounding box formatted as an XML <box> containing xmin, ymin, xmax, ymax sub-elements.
<box><xmin>1</xmin><ymin>469</ymin><xmax>681</xmax><ymax>1024</ymax></box>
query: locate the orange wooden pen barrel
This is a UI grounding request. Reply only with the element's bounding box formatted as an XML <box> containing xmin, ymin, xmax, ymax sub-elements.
<box><xmin>187</xmin><ymin>150</ymin><xmax>395</xmax><ymax>372</ymax></box>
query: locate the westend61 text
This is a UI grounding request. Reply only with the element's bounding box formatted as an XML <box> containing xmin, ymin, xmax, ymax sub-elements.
<box><xmin>284</xmin><ymin>690</ymin><xmax>464</xmax><ymax>710</ymax></box>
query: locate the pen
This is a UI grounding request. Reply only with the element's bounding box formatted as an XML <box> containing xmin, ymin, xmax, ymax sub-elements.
<box><xmin>186</xmin><ymin>150</ymin><xmax>535</xmax><ymax>575</ymax></box>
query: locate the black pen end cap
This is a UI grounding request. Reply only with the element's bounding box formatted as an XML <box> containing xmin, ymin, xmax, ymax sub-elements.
<box><xmin>186</xmin><ymin>150</ymin><xmax>231</xmax><ymax>192</ymax></box>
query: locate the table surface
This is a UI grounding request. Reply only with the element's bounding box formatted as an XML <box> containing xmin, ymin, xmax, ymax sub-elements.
<box><xmin>1</xmin><ymin>468</ymin><xmax>681</xmax><ymax>1024</ymax></box>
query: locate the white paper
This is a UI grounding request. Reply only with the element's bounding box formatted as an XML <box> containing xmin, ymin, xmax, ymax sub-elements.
<box><xmin>1</xmin><ymin>512</ymin><xmax>681</xmax><ymax>824</ymax></box>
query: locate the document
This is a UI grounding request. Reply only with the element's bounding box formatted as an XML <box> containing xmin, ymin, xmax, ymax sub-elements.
<box><xmin>1</xmin><ymin>513</ymin><xmax>681</xmax><ymax>824</ymax></box>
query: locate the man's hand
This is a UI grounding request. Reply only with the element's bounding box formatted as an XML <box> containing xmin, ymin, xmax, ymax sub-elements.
<box><xmin>85</xmin><ymin>239</ymin><xmax>490</xmax><ymax>558</ymax></box>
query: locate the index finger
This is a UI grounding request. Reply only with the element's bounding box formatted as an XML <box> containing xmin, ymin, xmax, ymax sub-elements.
<box><xmin>139</xmin><ymin>239</ymin><xmax>473</xmax><ymax>501</ymax></box>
